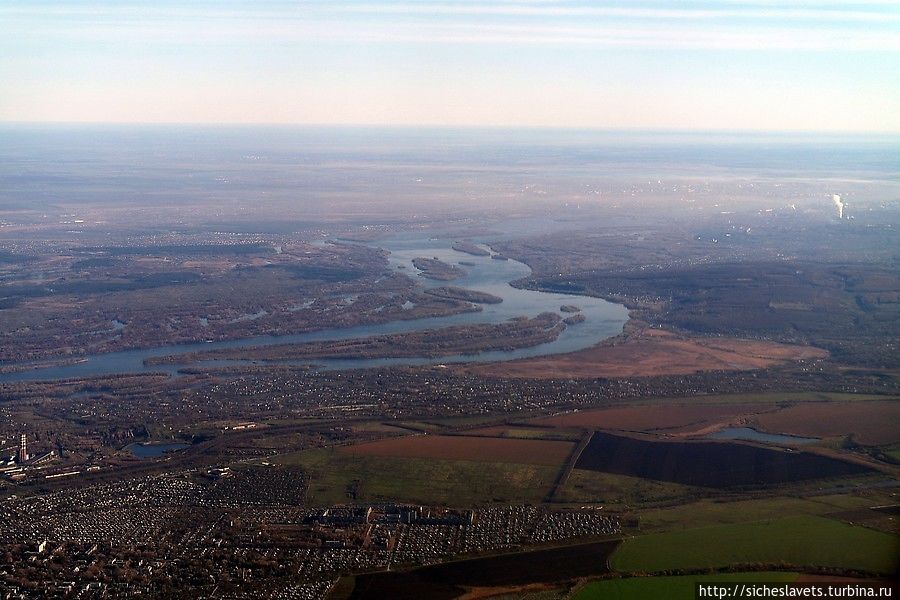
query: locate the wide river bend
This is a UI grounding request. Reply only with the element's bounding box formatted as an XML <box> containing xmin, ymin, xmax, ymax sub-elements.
<box><xmin>1</xmin><ymin>235</ymin><xmax>628</xmax><ymax>382</ymax></box>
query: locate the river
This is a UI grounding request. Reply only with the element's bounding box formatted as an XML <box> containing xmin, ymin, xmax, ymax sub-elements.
<box><xmin>0</xmin><ymin>234</ymin><xmax>628</xmax><ymax>382</ymax></box>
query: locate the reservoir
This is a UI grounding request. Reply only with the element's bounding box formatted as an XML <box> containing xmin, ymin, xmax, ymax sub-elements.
<box><xmin>124</xmin><ymin>442</ymin><xmax>190</xmax><ymax>458</ymax></box>
<box><xmin>707</xmin><ymin>427</ymin><xmax>819</xmax><ymax>446</ymax></box>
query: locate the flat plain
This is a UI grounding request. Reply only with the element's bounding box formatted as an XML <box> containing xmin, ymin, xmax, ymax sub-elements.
<box><xmin>530</xmin><ymin>403</ymin><xmax>773</xmax><ymax>433</ymax></box>
<box><xmin>339</xmin><ymin>435</ymin><xmax>575</xmax><ymax>466</ymax></box>
<box><xmin>751</xmin><ymin>401</ymin><xmax>900</xmax><ymax>445</ymax></box>
<box><xmin>572</xmin><ymin>572</ymin><xmax>801</xmax><ymax>600</ymax></box>
<box><xmin>468</xmin><ymin>328</ymin><xmax>828</xmax><ymax>379</ymax></box>
<box><xmin>276</xmin><ymin>447</ymin><xmax>561</xmax><ymax>505</ymax></box>
<box><xmin>0</xmin><ymin>128</ymin><xmax>897</xmax><ymax>597</ymax></box>
<box><xmin>610</xmin><ymin>515</ymin><xmax>899</xmax><ymax>575</ymax></box>
<box><xmin>574</xmin><ymin>431</ymin><xmax>873</xmax><ymax>488</ymax></box>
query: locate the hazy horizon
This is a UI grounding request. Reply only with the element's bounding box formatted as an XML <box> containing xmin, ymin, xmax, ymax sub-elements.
<box><xmin>2</xmin><ymin>1</ymin><xmax>898</xmax><ymax>132</ymax></box>
<box><xmin>3</xmin><ymin>122</ymin><xmax>900</xmax><ymax>136</ymax></box>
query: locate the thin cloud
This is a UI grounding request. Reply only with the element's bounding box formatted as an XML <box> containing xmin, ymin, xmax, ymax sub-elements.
<box><xmin>2</xmin><ymin>1</ymin><xmax>897</xmax><ymax>51</ymax></box>
<box><xmin>2</xmin><ymin>2</ymin><xmax>897</xmax><ymax>22</ymax></box>
<box><xmin>12</xmin><ymin>18</ymin><xmax>898</xmax><ymax>51</ymax></box>
<box><xmin>338</xmin><ymin>4</ymin><xmax>899</xmax><ymax>22</ymax></box>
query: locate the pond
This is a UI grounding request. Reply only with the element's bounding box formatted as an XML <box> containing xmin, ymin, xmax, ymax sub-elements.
<box><xmin>124</xmin><ymin>442</ymin><xmax>190</xmax><ymax>458</ymax></box>
<box><xmin>706</xmin><ymin>427</ymin><xmax>819</xmax><ymax>446</ymax></box>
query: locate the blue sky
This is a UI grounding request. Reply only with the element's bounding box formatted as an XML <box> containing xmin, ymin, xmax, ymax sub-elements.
<box><xmin>1</xmin><ymin>0</ymin><xmax>898</xmax><ymax>131</ymax></box>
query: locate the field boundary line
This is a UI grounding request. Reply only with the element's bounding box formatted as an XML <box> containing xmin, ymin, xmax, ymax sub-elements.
<box><xmin>547</xmin><ymin>430</ymin><xmax>594</xmax><ymax>502</ymax></box>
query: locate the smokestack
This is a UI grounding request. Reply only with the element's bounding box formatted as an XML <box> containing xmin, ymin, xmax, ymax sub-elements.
<box><xmin>832</xmin><ymin>194</ymin><xmax>844</xmax><ymax>219</ymax></box>
<box><xmin>19</xmin><ymin>433</ymin><xmax>28</xmax><ymax>463</ymax></box>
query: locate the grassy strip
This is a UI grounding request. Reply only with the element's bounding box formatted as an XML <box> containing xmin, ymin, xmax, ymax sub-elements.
<box><xmin>611</xmin><ymin>515</ymin><xmax>898</xmax><ymax>575</ymax></box>
<box><xmin>573</xmin><ymin>572</ymin><xmax>799</xmax><ymax>600</ymax></box>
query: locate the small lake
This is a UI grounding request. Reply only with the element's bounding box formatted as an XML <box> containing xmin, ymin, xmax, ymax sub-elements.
<box><xmin>125</xmin><ymin>442</ymin><xmax>190</xmax><ymax>458</ymax></box>
<box><xmin>706</xmin><ymin>427</ymin><xmax>819</xmax><ymax>446</ymax></box>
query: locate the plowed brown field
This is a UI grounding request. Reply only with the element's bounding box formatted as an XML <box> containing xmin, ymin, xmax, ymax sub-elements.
<box><xmin>340</xmin><ymin>435</ymin><xmax>574</xmax><ymax>466</ymax></box>
<box><xmin>752</xmin><ymin>401</ymin><xmax>900</xmax><ymax>445</ymax></box>
<box><xmin>531</xmin><ymin>404</ymin><xmax>773</xmax><ymax>434</ymax></box>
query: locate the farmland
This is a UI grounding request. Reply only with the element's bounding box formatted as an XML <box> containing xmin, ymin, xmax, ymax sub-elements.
<box><xmin>467</xmin><ymin>426</ymin><xmax>584</xmax><ymax>441</ymax></box>
<box><xmin>632</xmin><ymin>494</ymin><xmax>885</xmax><ymax>532</ymax></box>
<box><xmin>1</xmin><ymin>121</ymin><xmax>899</xmax><ymax>598</ymax></box>
<box><xmin>573</xmin><ymin>572</ymin><xmax>801</xmax><ymax>600</ymax></box>
<box><xmin>528</xmin><ymin>395</ymin><xmax>900</xmax><ymax>446</ymax></box>
<box><xmin>275</xmin><ymin>447</ymin><xmax>561</xmax><ymax>505</ymax></box>
<box><xmin>751</xmin><ymin>401</ymin><xmax>900</xmax><ymax>445</ymax></box>
<box><xmin>531</xmin><ymin>403</ymin><xmax>774</xmax><ymax>434</ymax></box>
<box><xmin>610</xmin><ymin>516</ymin><xmax>899</xmax><ymax>575</ymax></box>
<box><xmin>468</xmin><ymin>327</ymin><xmax>828</xmax><ymax>379</ymax></box>
<box><xmin>610</xmin><ymin>392</ymin><xmax>897</xmax><ymax>407</ymax></box>
<box><xmin>555</xmin><ymin>470</ymin><xmax>699</xmax><ymax>506</ymax></box>
<box><xmin>573</xmin><ymin>432</ymin><xmax>872</xmax><ymax>488</ymax></box>
<box><xmin>340</xmin><ymin>435</ymin><xmax>574</xmax><ymax>467</ymax></box>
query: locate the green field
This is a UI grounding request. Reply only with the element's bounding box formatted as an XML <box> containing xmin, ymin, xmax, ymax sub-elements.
<box><xmin>634</xmin><ymin>494</ymin><xmax>877</xmax><ymax>532</ymax></box>
<box><xmin>572</xmin><ymin>572</ymin><xmax>800</xmax><ymax>600</ymax></box>
<box><xmin>881</xmin><ymin>444</ymin><xmax>900</xmax><ymax>462</ymax></box>
<box><xmin>348</xmin><ymin>421</ymin><xmax>417</xmax><ymax>434</ymax></box>
<box><xmin>421</xmin><ymin>414</ymin><xmax>512</xmax><ymax>428</ymax></box>
<box><xmin>391</xmin><ymin>421</ymin><xmax>449</xmax><ymax>433</ymax></box>
<box><xmin>489</xmin><ymin>427</ymin><xmax>583</xmax><ymax>441</ymax></box>
<box><xmin>557</xmin><ymin>469</ymin><xmax>698</xmax><ymax>506</ymax></box>
<box><xmin>274</xmin><ymin>447</ymin><xmax>559</xmax><ymax>505</ymax></box>
<box><xmin>611</xmin><ymin>516</ymin><xmax>899</xmax><ymax>574</ymax></box>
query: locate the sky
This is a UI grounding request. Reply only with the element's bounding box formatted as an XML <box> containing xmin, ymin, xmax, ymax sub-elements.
<box><xmin>1</xmin><ymin>0</ymin><xmax>899</xmax><ymax>131</ymax></box>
